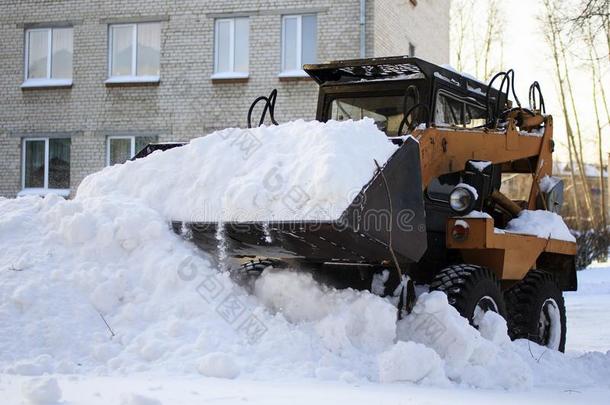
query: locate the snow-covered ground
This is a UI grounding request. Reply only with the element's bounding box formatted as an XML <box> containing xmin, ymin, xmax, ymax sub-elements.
<box><xmin>565</xmin><ymin>262</ymin><xmax>610</xmax><ymax>353</ymax></box>
<box><xmin>2</xmin><ymin>370</ymin><xmax>609</xmax><ymax>405</ymax></box>
<box><xmin>1</xmin><ymin>263</ymin><xmax>609</xmax><ymax>405</ymax></box>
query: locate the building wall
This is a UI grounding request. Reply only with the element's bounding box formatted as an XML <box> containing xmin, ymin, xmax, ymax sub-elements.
<box><xmin>0</xmin><ymin>0</ymin><xmax>449</xmax><ymax>198</ymax></box>
<box><xmin>372</xmin><ymin>0</ymin><xmax>450</xmax><ymax>63</ymax></box>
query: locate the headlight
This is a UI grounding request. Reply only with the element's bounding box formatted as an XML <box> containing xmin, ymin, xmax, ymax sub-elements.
<box><xmin>449</xmin><ymin>186</ymin><xmax>476</xmax><ymax>214</ymax></box>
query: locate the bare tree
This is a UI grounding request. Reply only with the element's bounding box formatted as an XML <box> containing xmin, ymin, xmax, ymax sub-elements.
<box><xmin>559</xmin><ymin>36</ymin><xmax>585</xmax><ymax>161</ymax></box>
<box><xmin>451</xmin><ymin>0</ymin><xmax>474</xmax><ymax>72</ymax></box>
<box><xmin>450</xmin><ymin>0</ymin><xmax>504</xmax><ymax>79</ymax></box>
<box><xmin>590</xmin><ymin>33</ymin><xmax>610</xmax><ymax>128</ymax></box>
<box><xmin>569</xmin><ymin>0</ymin><xmax>610</xmax><ymax>61</ymax></box>
<box><xmin>586</xmin><ymin>24</ymin><xmax>608</xmax><ymax>229</ymax></box>
<box><xmin>482</xmin><ymin>0</ymin><xmax>504</xmax><ymax>79</ymax></box>
<box><xmin>542</xmin><ymin>0</ymin><xmax>596</xmax><ymax>229</ymax></box>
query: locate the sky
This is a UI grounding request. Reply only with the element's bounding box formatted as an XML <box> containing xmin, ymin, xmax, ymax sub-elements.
<box><xmin>451</xmin><ymin>0</ymin><xmax>609</xmax><ymax>165</ymax></box>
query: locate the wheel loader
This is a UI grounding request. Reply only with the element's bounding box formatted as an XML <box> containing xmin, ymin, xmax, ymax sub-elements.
<box><xmin>151</xmin><ymin>57</ymin><xmax>577</xmax><ymax>352</ymax></box>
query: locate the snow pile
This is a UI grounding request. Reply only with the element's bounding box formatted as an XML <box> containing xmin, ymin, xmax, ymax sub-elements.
<box><xmin>77</xmin><ymin>119</ymin><xmax>398</xmax><ymax>222</ymax></box>
<box><xmin>505</xmin><ymin>209</ymin><xmax>575</xmax><ymax>242</ymax></box>
<box><xmin>0</xmin><ymin>193</ymin><xmax>554</xmax><ymax>390</ymax></box>
<box><xmin>0</xmin><ymin>193</ymin><xmax>609</xmax><ymax>390</ymax></box>
<box><xmin>0</xmin><ymin>195</ymin><xmax>508</xmax><ymax>381</ymax></box>
<box><xmin>396</xmin><ymin>292</ymin><xmax>532</xmax><ymax>389</ymax></box>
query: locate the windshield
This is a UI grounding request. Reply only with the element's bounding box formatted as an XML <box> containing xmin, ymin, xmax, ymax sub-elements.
<box><xmin>330</xmin><ymin>95</ymin><xmax>408</xmax><ymax>136</ymax></box>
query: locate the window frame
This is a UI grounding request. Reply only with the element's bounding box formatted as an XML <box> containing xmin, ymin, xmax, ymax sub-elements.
<box><xmin>434</xmin><ymin>89</ymin><xmax>486</xmax><ymax>128</ymax></box>
<box><xmin>22</xmin><ymin>27</ymin><xmax>73</xmax><ymax>88</ymax></box>
<box><xmin>106</xmin><ymin>135</ymin><xmax>136</xmax><ymax>166</ymax></box>
<box><xmin>212</xmin><ymin>17</ymin><xmax>249</xmax><ymax>79</ymax></box>
<box><xmin>106</xmin><ymin>135</ymin><xmax>157</xmax><ymax>166</ymax></box>
<box><xmin>20</xmin><ymin>137</ymin><xmax>71</xmax><ymax>196</ymax></box>
<box><xmin>106</xmin><ymin>22</ymin><xmax>161</xmax><ymax>84</ymax></box>
<box><xmin>279</xmin><ymin>14</ymin><xmax>316</xmax><ymax>77</ymax></box>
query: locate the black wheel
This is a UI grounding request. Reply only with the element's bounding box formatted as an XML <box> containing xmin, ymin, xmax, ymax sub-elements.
<box><xmin>504</xmin><ymin>270</ymin><xmax>566</xmax><ymax>352</ymax></box>
<box><xmin>430</xmin><ymin>264</ymin><xmax>507</xmax><ymax>327</ymax></box>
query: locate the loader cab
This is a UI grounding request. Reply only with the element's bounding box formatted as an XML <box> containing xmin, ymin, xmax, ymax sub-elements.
<box><xmin>305</xmin><ymin>57</ymin><xmax>509</xmax><ymax>275</ymax></box>
<box><xmin>305</xmin><ymin>56</ymin><xmax>504</xmax><ymax>133</ymax></box>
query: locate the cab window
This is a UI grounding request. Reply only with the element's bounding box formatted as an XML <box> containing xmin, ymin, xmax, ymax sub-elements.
<box><xmin>330</xmin><ymin>95</ymin><xmax>406</xmax><ymax>135</ymax></box>
<box><xmin>435</xmin><ymin>93</ymin><xmax>463</xmax><ymax>126</ymax></box>
<box><xmin>465</xmin><ymin>104</ymin><xmax>487</xmax><ymax>128</ymax></box>
<box><xmin>435</xmin><ymin>90</ymin><xmax>486</xmax><ymax>128</ymax></box>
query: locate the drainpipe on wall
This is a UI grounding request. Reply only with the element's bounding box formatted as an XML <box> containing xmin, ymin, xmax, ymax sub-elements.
<box><xmin>360</xmin><ymin>0</ymin><xmax>366</xmax><ymax>58</ymax></box>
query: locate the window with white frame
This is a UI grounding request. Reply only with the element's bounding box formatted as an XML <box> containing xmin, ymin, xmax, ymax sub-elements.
<box><xmin>22</xmin><ymin>138</ymin><xmax>71</xmax><ymax>193</ymax></box>
<box><xmin>280</xmin><ymin>14</ymin><xmax>317</xmax><ymax>76</ymax></box>
<box><xmin>213</xmin><ymin>17</ymin><xmax>249</xmax><ymax>79</ymax></box>
<box><xmin>107</xmin><ymin>22</ymin><xmax>160</xmax><ymax>83</ymax></box>
<box><xmin>107</xmin><ymin>135</ymin><xmax>157</xmax><ymax>166</ymax></box>
<box><xmin>23</xmin><ymin>27</ymin><xmax>73</xmax><ymax>87</ymax></box>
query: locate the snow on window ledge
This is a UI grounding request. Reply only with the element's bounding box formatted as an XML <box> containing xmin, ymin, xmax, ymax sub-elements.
<box><xmin>104</xmin><ymin>76</ymin><xmax>160</xmax><ymax>85</ymax></box>
<box><xmin>211</xmin><ymin>72</ymin><xmax>249</xmax><ymax>80</ymax></box>
<box><xmin>21</xmin><ymin>79</ymin><xmax>73</xmax><ymax>89</ymax></box>
<box><xmin>278</xmin><ymin>70</ymin><xmax>310</xmax><ymax>78</ymax></box>
<box><xmin>18</xmin><ymin>188</ymin><xmax>70</xmax><ymax>198</ymax></box>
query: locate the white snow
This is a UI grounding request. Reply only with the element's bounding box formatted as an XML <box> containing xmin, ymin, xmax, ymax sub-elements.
<box><xmin>377</xmin><ymin>341</ymin><xmax>446</xmax><ymax>384</ymax></box>
<box><xmin>120</xmin><ymin>393</ymin><xmax>163</xmax><ymax>405</ymax></box>
<box><xmin>2</xmin><ymin>191</ymin><xmax>530</xmax><ymax>388</ymax></box>
<box><xmin>77</xmin><ymin>119</ymin><xmax>398</xmax><ymax>222</ymax></box>
<box><xmin>553</xmin><ymin>162</ymin><xmax>608</xmax><ymax>178</ymax></box>
<box><xmin>539</xmin><ymin>175</ymin><xmax>561</xmax><ymax>193</ymax></box>
<box><xmin>397</xmin><ymin>292</ymin><xmax>532</xmax><ymax>390</ymax></box>
<box><xmin>469</xmin><ymin>160</ymin><xmax>492</xmax><ymax>172</ymax></box>
<box><xmin>505</xmin><ymin>209</ymin><xmax>576</xmax><ymax>242</ymax></box>
<box><xmin>358</xmin><ymin>73</ymin><xmax>424</xmax><ymax>82</ymax></box>
<box><xmin>0</xmin><ymin>185</ymin><xmax>529</xmax><ymax>389</ymax></box>
<box><xmin>434</xmin><ymin>71</ymin><xmax>461</xmax><ymax>86</ymax></box>
<box><xmin>456</xmin><ymin>182</ymin><xmax>479</xmax><ymax>200</ymax></box>
<box><xmin>440</xmin><ymin>64</ymin><xmax>485</xmax><ymax>84</ymax></box>
<box><xmin>461</xmin><ymin>210</ymin><xmax>492</xmax><ymax>219</ymax></box>
<box><xmin>197</xmin><ymin>353</ymin><xmax>240</xmax><ymax>379</ymax></box>
<box><xmin>454</xmin><ymin>219</ymin><xmax>470</xmax><ymax>229</ymax></box>
<box><xmin>21</xmin><ymin>377</ymin><xmax>62</xmax><ymax>405</ymax></box>
<box><xmin>1</xmin><ymin>119</ymin><xmax>609</xmax><ymax>404</ymax></box>
<box><xmin>371</xmin><ymin>269</ymin><xmax>389</xmax><ymax>296</ymax></box>
<box><xmin>518</xmin><ymin>129</ymin><xmax>544</xmax><ymax>137</ymax></box>
<box><xmin>0</xmin><ymin>189</ymin><xmax>595</xmax><ymax>392</ymax></box>
<box><xmin>467</xmin><ymin>83</ymin><xmax>486</xmax><ymax>96</ymax></box>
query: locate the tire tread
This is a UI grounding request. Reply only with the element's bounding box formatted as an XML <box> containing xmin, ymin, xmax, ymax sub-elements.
<box><xmin>504</xmin><ymin>269</ymin><xmax>567</xmax><ymax>352</ymax></box>
<box><xmin>430</xmin><ymin>264</ymin><xmax>506</xmax><ymax>323</ymax></box>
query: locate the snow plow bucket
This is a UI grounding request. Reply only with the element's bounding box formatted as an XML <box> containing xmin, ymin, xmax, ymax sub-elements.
<box><xmin>173</xmin><ymin>137</ymin><xmax>427</xmax><ymax>266</ymax></box>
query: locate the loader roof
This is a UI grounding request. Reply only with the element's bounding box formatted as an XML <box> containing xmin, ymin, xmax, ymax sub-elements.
<box><xmin>304</xmin><ymin>56</ymin><xmax>494</xmax><ymax>99</ymax></box>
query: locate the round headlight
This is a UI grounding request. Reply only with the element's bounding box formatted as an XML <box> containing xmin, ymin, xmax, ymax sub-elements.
<box><xmin>449</xmin><ymin>186</ymin><xmax>476</xmax><ymax>214</ymax></box>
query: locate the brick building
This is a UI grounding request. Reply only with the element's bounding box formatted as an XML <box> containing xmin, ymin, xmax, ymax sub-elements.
<box><xmin>0</xmin><ymin>0</ymin><xmax>450</xmax><ymax>198</ymax></box>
